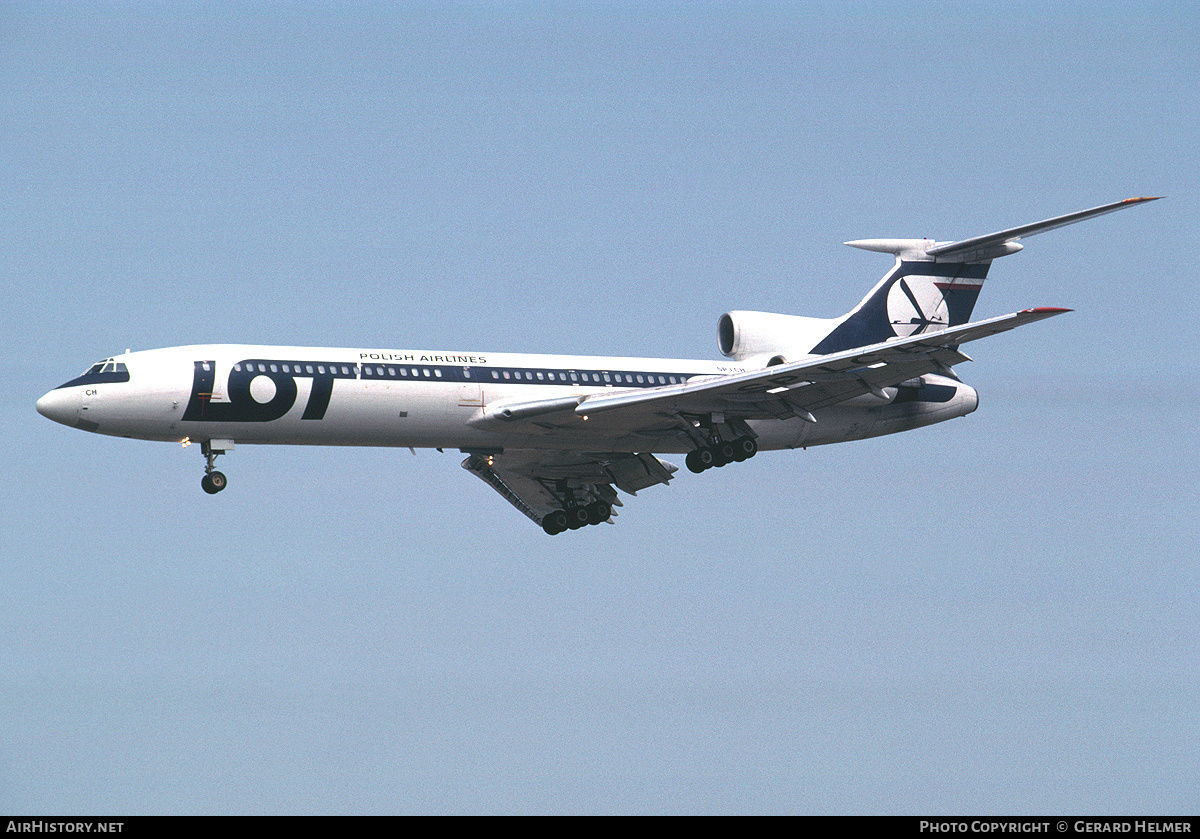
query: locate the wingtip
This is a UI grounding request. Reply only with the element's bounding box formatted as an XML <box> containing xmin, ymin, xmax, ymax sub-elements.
<box><xmin>1125</xmin><ymin>196</ymin><xmax>1164</xmax><ymax>203</ymax></box>
<box><xmin>1023</xmin><ymin>306</ymin><xmax>1073</xmax><ymax>315</ymax></box>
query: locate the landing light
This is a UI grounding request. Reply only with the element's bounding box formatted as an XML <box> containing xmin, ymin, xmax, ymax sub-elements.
<box><xmin>181</xmin><ymin>437</ymin><xmax>191</xmax><ymax>448</ymax></box>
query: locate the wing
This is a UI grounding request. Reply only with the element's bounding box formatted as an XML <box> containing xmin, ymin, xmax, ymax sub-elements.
<box><xmin>463</xmin><ymin>306</ymin><xmax>1064</xmax><ymax>529</ymax></box>
<box><xmin>575</xmin><ymin>307</ymin><xmax>1065</xmax><ymax>423</ymax></box>
<box><xmin>471</xmin><ymin>306</ymin><xmax>1068</xmax><ymax>438</ymax></box>
<box><xmin>462</xmin><ymin>448</ymin><xmax>678</xmax><ymax>529</ymax></box>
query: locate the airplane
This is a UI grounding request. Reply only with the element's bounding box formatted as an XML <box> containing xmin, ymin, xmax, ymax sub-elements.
<box><xmin>36</xmin><ymin>197</ymin><xmax>1158</xmax><ymax>534</ymax></box>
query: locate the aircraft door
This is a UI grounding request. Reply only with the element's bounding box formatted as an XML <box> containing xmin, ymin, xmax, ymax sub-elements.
<box><xmin>458</xmin><ymin>367</ymin><xmax>483</xmax><ymax>407</ymax></box>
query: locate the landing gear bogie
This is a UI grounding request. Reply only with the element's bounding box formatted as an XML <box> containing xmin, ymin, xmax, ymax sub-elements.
<box><xmin>687</xmin><ymin>435</ymin><xmax>758</xmax><ymax>474</ymax></box>
<box><xmin>541</xmin><ymin>500</ymin><xmax>612</xmax><ymax>535</ymax></box>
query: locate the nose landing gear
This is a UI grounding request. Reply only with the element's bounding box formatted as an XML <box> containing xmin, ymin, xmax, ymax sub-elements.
<box><xmin>200</xmin><ymin>440</ymin><xmax>231</xmax><ymax>494</ymax></box>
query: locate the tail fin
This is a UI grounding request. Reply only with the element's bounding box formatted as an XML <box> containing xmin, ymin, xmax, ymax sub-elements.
<box><xmin>810</xmin><ymin>197</ymin><xmax>1160</xmax><ymax>355</ymax></box>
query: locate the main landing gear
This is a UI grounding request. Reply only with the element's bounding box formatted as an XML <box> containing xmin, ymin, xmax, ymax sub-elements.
<box><xmin>685</xmin><ymin>435</ymin><xmax>758</xmax><ymax>473</ymax></box>
<box><xmin>677</xmin><ymin>414</ymin><xmax>760</xmax><ymax>474</ymax></box>
<box><xmin>541</xmin><ymin>500</ymin><xmax>612</xmax><ymax>535</ymax></box>
<box><xmin>200</xmin><ymin>440</ymin><xmax>229</xmax><ymax>495</ymax></box>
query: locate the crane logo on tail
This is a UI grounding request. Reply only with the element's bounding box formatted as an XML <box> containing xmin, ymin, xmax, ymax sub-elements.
<box><xmin>887</xmin><ymin>275</ymin><xmax>949</xmax><ymax>337</ymax></box>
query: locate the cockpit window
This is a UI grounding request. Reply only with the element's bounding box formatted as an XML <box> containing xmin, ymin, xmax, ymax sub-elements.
<box><xmin>57</xmin><ymin>357</ymin><xmax>130</xmax><ymax>390</ymax></box>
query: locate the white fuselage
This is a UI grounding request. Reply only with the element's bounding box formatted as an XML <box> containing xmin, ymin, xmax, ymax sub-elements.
<box><xmin>36</xmin><ymin>343</ymin><xmax>979</xmax><ymax>454</ymax></box>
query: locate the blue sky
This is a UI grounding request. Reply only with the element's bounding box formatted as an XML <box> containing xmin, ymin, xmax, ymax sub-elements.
<box><xmin>3</xmin><ymin>2</ymin><xmax>1198</xmax><ymax>814</ymax></box>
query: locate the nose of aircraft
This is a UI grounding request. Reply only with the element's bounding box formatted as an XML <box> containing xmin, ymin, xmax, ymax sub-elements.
<box><xmin>35</xmin><ymin>388</ymin><xmax>81</xmax><ymax>428</ymax></box>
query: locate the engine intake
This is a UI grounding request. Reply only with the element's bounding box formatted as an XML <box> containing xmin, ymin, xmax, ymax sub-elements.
<box><xmin>717</xmin><ymin>311</ymin><xmax>838</xmax><ymax>364</ymax></box>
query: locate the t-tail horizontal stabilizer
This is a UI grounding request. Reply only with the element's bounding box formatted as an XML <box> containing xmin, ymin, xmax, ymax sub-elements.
<box><xmin>846</xmin><ymin>196</ymin><xmax>1162</xmax><ymax>263</ymax></box>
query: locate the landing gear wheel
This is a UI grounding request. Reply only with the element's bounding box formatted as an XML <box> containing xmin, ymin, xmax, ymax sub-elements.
<box><xmin>733</xmin><ymin>436</ymin><xmax>758</xmax><ymax>461</ymax></box>
<box><xmin>567</xmin><ymin>506</ymin><xmax>591</xmax><ymax>529</ymax></box>
<box><xmin>543</xmin><ymin>510</ymin><xmax>569</xmax><ymax>535</ymax></box>
<box><xmin>586</xmin><ymin>500</ymin><xmax>611</xmax><ymax>525</ymax></box>
<box><xmin>716</xmin><ymin>441</ymin><xmax>736</xmax><ymax>465</ymax></box>
<box><xmin>686</xmin><ymin>450</ymin><xmax>706</xmax><ymax>473</ymax></box>
<box><xmin>692</xmin><ymin>446</ymin><xmax>716</xmax><ymax>472</ymax></box>
<box><xmin>201</xmin><ymin>471</ymin><xmax>227</xmax><ymax>494</ymax></box>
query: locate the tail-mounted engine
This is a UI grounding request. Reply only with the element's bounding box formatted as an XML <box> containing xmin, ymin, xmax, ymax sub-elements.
<box><xmin>717</xmin><ymin>311</ymin><xmax>837</xmax><ymax>366</ymax></box>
